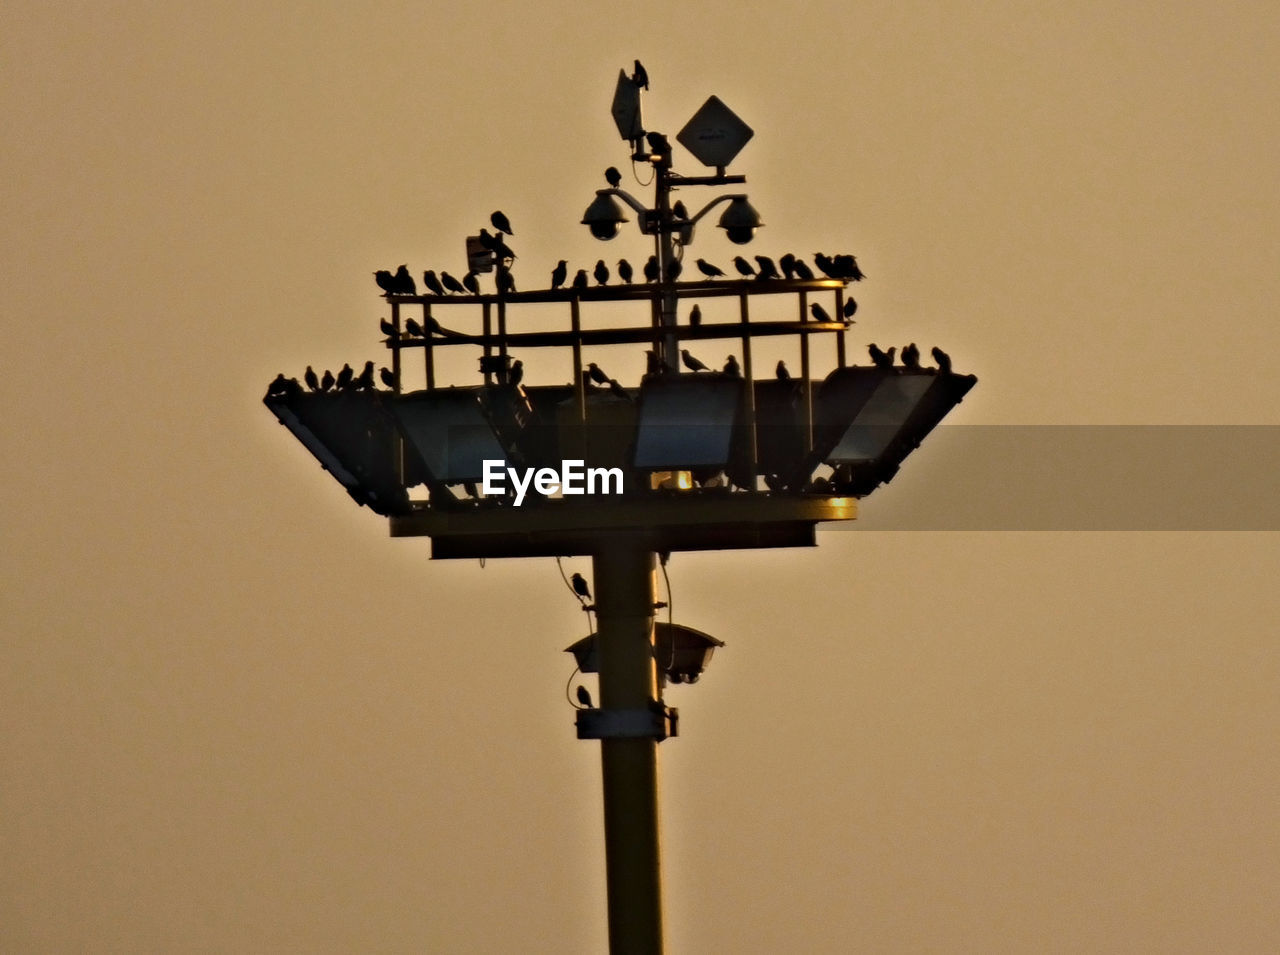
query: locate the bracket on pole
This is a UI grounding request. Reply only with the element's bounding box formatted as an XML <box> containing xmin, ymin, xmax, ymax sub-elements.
<box><xmin>576</xmin><ymin>705</ymin><xmax>679</xmax><ymax>741</ymax></box>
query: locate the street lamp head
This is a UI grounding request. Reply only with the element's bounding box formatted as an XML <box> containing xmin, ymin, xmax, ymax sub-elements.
<box><xmin>582</xmin><ymin>191</ymin><xmax>630</xmax><ymax>240</ymax></box>
<box><xmin>717</xmin><ymin>196</ymin><xmax>763</xmax><ymax>244</ymax></box>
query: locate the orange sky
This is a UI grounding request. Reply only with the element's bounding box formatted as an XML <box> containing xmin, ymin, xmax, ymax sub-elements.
<box><xmin>4</xmin><ymin>2</ymin><xmax>1279</xmax><ymax>951</ymax></box>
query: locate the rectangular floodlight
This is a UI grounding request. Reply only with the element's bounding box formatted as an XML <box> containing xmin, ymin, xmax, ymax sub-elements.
<box><xmin>264</xmin><ymin>392</ymin><xmax>409</xmax><ymax>515</ymax></box>
<box><xmin>388</xmin><ymin>389</ymin><xmax>508</xmax><ymax>484</ymax></box>
<box><xmin>633</xmin><ymin>375</ymin><xmax>743</xmax><ymax>470</ymax></box>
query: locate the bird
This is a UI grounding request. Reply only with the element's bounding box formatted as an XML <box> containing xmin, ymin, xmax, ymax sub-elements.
<box><xmin>576</xmin><ymin>685</ymin><xmax>594</xmax><ymax>708</ymax></box>
<box><xmin>379</xmin><ymin>366</ymin><xmax>396</xmax><ymax>389</ymax></box>
<box><xmin>605</xmin><ymin>166</ymin><xmax>622</xmax><ymax>188</ymax></box>
<box><xmin>732</xmin><ymin>255</ymin><xmax>755</xmax><ymax>277</ymax></box>
<box><xmin>267</xmin><ymin>373</ymin><xmax>290</xmax><ymax>396</ymax></box>
<box><xmin>440</xmin><ymin>271</ymin><xmax>466</xmax><ymax>294</ymax></box>
<box><xmin>509</xmin><ymin>359</ymin><xmax>523</xmax><ymax>387</ymax></box>
<box><xmin>392</xmin><ymin>264</ymin><xmax>416</xmax><ymax>295</ymax></box>
<box><xmin>754</xmin><ymin>255</ymin><xmax>780</xmax><ymax>279</ymax></box>
<box><xmin>608</xmin><ymin>379</ymin><xmax>631</xmax><ymax>401</ymax></box>
<box><xmin>810</xmin><ymin>302</ymin><xmax>832</xmax><ymax>323</ymax></box>
<box><xmin>931</xmin><ymin>346</ymin><xmax>952</xmax><ymax>374</ymax></box>
<box><xmin>354</xmin><ymin>361</ymin><xmax>375</xmax><ymax>390</ymax></box>
<box><xmin>645</xmin><ymin>349</ymin><xmax>663</xmax><ymax>375</ymax></box>
<box><xmin>490</xmin><ymin>210</ymin><xmax>513</xmax><ymax>236</ymax></box>
<box><xmin>695</xmin><ymin>258</ymin><xmax>724</xmax><ymax>278</ymax></box>
<box><xmin>422</xmin><ymin>270</ymin><xmax>445</xmax><ymax>296</ymax></box>
<box><xmin>617</xmin><ymin>258</ymin><xmax>633</xmax><ymax>284</ymax></box>
<box><xmin>792</xmin><ymin>259</ymin><xmax>814</xmax><ymax>280</ymax></box>
<box><xmin>834</xmin><ymin>254</ymin><xmax>864</xmax><ymax>280</ymax></box>
<box><xmin>493</xmin><ymin>237</ymin><xmax>517</xmax><ymax>263</ymax></box>
<box><xmin>571</xmin><ymin>269</ymin><xmax>589</xmax><ymax>292</ymax></box>
<box><xmin>594</xmin><ymin>259</ymin><xmax>610</xmax><ymax>285</ymax></box>
<box><xmin>646</xmin><ymin>131</ymin><xmax>670</xmax><ymax>154</ymax></box>
<box><xmin>320</xmin><ymin>369</ymin><xmax>335</xmax><ymax>391</ymax></box>
<box><xmin>462</xmin><ymin>271</ymin><xmax>480</xmax><ymax>295</ymax></box>
<box><xmin>812</xmin><ymin>253</ymin><xmax>837</xmax><ymax>278</ymax></box>
<box><xmin>723</xmin><ymin>355</ymin><xmax>741</xmax><ymax>377</ymax></box>
<box><xmin>843</xmin><ymin>297</ymin><xmax>858</xmax><ymax>320</ymax></box>
<box><xmin>496</xmin><ymin>268</ymin><xmax>515</xmax><ymax>295</ymax></box>
<box><xmin>901</xmin><ymin>343</ymin><xmax>921</xmax><ymax>369</ymax></box>
<box><xmin>571</xmin><ymin>572</ymin><xmax>591</xmax><ymax>600</ymax></box>
<box><xmin>476</xmin><ymin>228</ymin><xmax>499</xmax><ymax>251</ymax></box>
<box><xmin>586</xmin><ymin>362</ymin><xmax>610</xmax><ymax>385</ymax></box>
<box><xmin>335</xmin><ymin>363</ymin><xmax>354</xmax><ymax>390</ymax></box>
<box><xmin>550</xmin><ymin>260</ymin><xmax>568</xmax><ymax>290</ymax></box>
<box><xmin>374</xmin><ymin>270</ymin><xmax>397</xmax><ymax>294</ymax></box>
<box><xmin>304</xmin><ymin>365</ymin><xmax>319</xmax><ymax>390</ymax></box>
<box><xmin>404</xmin><ymin>317</ymin><xmax>424</xmax><ymax>337</ymax></box>
<box><xmin>632</xmin><ymin>59</ymin><xmax>649</xmax><ymax>90</ymax></box>
<box><xmin>776</xmin><ymin>359</ymin><xmax>791</xmax><ymax>380</ymax></box>
<box><xmin>664</xmin><ymin>257</ymin><xmax>682</xmax><ymax>282</ymax></box>
<box><xmin>868</xmin><ymin>343</ymin><xmax>896</xmax><ymax>369</ymax></box>
<box><xmin>689</xmin><ymin>304</ymin><xmax>701</xmax><ymax>326</ymax></box>
<box><xmin>379</xmin><ymin>317</ymin><xmax>397</xmax><ymax>338</ymax></box>
<box><xmin>779</xmin><ymin>253</ymin><xmax>797</xmax><ymax>279</ymax></box>
<box><xmin>643</xmin><ymin>255</ymin><xmax>660</xmax><ymax>283</ymax></box>
<box><xmin>672</xmin><ymin>200</ymin><xmax>688</xmax><ymax>220</ymax></box>
<box><xmin>681</xmin><ymin>349</ymin><xmax>708</xmax><ymax>372</ymax></box>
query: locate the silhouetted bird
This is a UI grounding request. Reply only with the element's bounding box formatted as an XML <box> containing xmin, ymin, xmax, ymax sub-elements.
<box><xmin>645</xmin><ymin>349</ymin><xmax>663</xmax><ymax>375</ymax></box>
<box><xmin>696</xmin><ymin>258</ymin><xmax>724</xmax><ymax>278</ymax></box>
<box><xmin>393</xmin><ymin>265</ymin><xmax>416</xmax><ymax>295</ymax></box>
<box><xmin>776</xmin><ymin>360</ymin><xmax>791</xmax><ymax>380</ymax></box>
<box><xmin>509</xmin><ymin>359</ymin><xmax>523</xmax><ymax>387</ymax></box>
<box><xmin>632</xmin><ymin>59</ymin><xmax>649</xmax><ymax>90</ymax></box>
<box><xmin>380</xmin><ymin>318</ymin><xmax>397</xmax><ymax>338</ymax></box>
<box><xmin>404</xmin><ymin>317</ymin><xmax>424</xmax><ymax>337</ymax></box>
<box><xmin>267</xmin><ymin>373</ymin><xmax>289</xmax><ymax>396</ymax></box>
<box><xmin>664</xmin><ymin>258</ymin><xmax>682</xmax><ymax>282</ymax></box>
<box><xmin>646</xmin><ymin>131</ymin><xmax>670</xmax><ymax>154</ymax></box>
<box><xmin>422</xmin><ymin>270</ymin><xmax>445</xmax><ymax>296</ymax></box>
<box><xmin>374</xmin><ymin>270</ymin><xmax>396</xmax><ymax>294</ymax></box>
<box><xmin>379</xmin><ymin>367</ymin><xmax>395</xmax><ymax>389</ymax></box>
<box><xmin>834</xmin><ymin>254</ymin><xmax>864</xmax><ymax>280</ymax></box>
<box><xmin>576</xmin><ymin>685</ymin><xmax>594</xmax><ymax>708</ymax></box>
<box><xmin>868</xmin><ymin>343</ymin><xmax>896</xmax><ymax>369</ymax></box>
<box><xmin>779</xmin><ymin>253</ymin><xmax>797</xmax><ymax>279</ymax></box>
<box><xmin>689</xmin><ymin>304</ymin><xmax>701</xmax><ymax>326</ymax></box>
<box><xmin>931</xmin><ymin>346</ymin><xmax>952</xmax><ymax>374</ymax></box>
<box><xmin>572</xmin><ymin>269</ymin><xmax>589</xmax><ymax>292</ymax></box>
<box><xmin>792</xmin><ymin>259</ymin><xmax>814</xmax><ymax>280</ymax></box>
<box><xmin>496</xmin><ymin>268</ymin><xmax>515</xmax><ymax>295</ymax></box>
<box><xmin>843</xmin><ymin>297</ymin><xmax>858</xmax><ymax>320</ymax></box>
<box><xmin>586</xmin><ymin>362</ymin><xmax>610</xmax><ymax>385</ymax></box>
<box><xmin>336</xmin><ymin>363</ymin><xmax>354</xmax><ymax>390</ymax></box>
<box><xmin>810</xmin><ymin>302</ymin><xmax>832</xmax><ymax>323</ymax></box>
<box><xmin>901</xmin><ymin>343</ymin><xmax>921</xmax><ymax>369</ymax></box>
<box><xmin>673</xmin><ymin>200</ymin><xmax>688</xmax><ymax>220</ymax></box>
<box><xmin>594</xmin><ymin>259</ymin><xmax>610</xmax><ymax>285</ymax></box>
<box><xmin>491</xmin><ymin>210</ymin><xmax>513</xmax><ymax>236</ymax></box>
<box><xmin>754</xmin><ymin>255</ymin><xmax>780</xmax><ymax>279</ymax></box>
<box><xmin>605</xmin><ymin>166</ymin><xmax>622</xmax><ymax>188</ymax></box>
<box><xmin>723</xmin><ymin>355</ymin><xmax>741</xmax><ymax>377</ymax></box>
<box><xmin>320</xmin><ymin>369</ymin><xmax>335</xmax><ymax>392</ymax></box>
<box><xmin>732</xmin><ymin>256</ymin><xmax>755</xmax><ymax>277</ymax></box>
<box><xmin>617</xmin><ymin>258</ymin><xmax>633</xmax><ymax>284</ymax></box>
<box><xmin>608</xmin><ymin>379</ymin><xmax>631</xmax><ymax>400</ymax></box>
<box><xmin>477</xmin><ymin>228</ymin><xmax>498</xmax><ymax>252</ymax></box>
<box><xmin>463</xmin><ymin>271</ymin><xmax>480</xmax><ymax>295</ymax></box>
<box><xmin>812</xmin><ymin>253</ymin><xmax>837</xmax><ymax>278</ymax></box>
<box><xmin>305</xmin><ymin>365</ymin><xmax>319</xmax><ymax>391</ymax></box>
<box><xmin>354</xmin><ymin>361</ymin><xmax>375</xmax><ymax>390</ymax></box>
<box><xmin>440</xmin><ymin>271</ymin><xmax>466</xmax><ymax>294</ymax></box>
<box><xmin>493</xmin><ymin>237</ymin><xmax>516</xmax><ymax>263</ymax></box>
<box><xmin>550</xmin><ymin>260</ymin><xmax>568</xmax><ymax>290</ymax></box>
<box><xmin>643</xmin><ymin>255</ymin><xmax>660</xmax><ymax>283</ymax></box>
<box><xmin>571</xmin><ymin>572</ymin><xmax>591</xmax><ymax>600</ymax></box>
<box><xmin>681</xmin><ymin>349</ymin><xmax>708</xmax><ymax>372</ymax></box>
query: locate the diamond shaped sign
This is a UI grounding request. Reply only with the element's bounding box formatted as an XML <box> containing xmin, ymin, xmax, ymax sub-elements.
<box><xmin>677</xmin><ymin>96</ymin><xmax>754</xmax><ymax>168</ymax></box>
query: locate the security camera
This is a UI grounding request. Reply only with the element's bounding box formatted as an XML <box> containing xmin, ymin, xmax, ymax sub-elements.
<box><xmin>717</xmin><ymin>196</ymin><xmax>763</xmax><ymax>245</ymax></box>
<box><xmin>582</xmin><ymin>192</ymin><xmax>629</xmax><ymax>241</ymax></box>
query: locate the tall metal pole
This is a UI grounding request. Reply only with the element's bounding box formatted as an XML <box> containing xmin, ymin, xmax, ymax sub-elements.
<box><xmin>592</xmin><ymin>540</ymin><xmax>664</xmax><ymax>954</ymax></box>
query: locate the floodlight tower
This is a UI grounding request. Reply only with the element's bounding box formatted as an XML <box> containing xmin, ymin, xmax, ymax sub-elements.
<box><xmin>263</xmin><ymin>66</ymin><xmax>976</xmax><ymax>955</ymax></box>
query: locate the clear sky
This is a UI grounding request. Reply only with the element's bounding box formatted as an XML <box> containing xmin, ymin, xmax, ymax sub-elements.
<box><xmin>4</xmin><ymin>2</ymin><xmax>1279</xmax><ymax>951</ymax></box>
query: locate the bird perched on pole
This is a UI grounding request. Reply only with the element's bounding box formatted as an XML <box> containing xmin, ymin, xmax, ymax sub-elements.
<box><xmin>632</xmin><ymin>59</ymin><xmax>649</xmax><ymax>91</ymax></box>
<box><xmin>695</xmin><ymin>258</ymin><xmax>724</xmax><ymax>278</ymax></box>
<box><xmin>594</xmin><ymin>259</ymin><xmax>610</xmax><ymax>285</ymax></box>
<box><xmin>490</xmin><ymin>210</ymin><xmax>514</xmax><ymax>236</ymax></box>
<box><xmin>550</xmin><ymin>260</ymin><xmax>568</xmax><ymax>290</ymax></box>
<box><xmin>776</xmin><ymin>360</ymin><xmax>791</xmax><ymax>380</ymax></box>
<box><xmin>576</xmin><ymin>685</ymin><xmax>594</xmax><ymax>708</ymax></box>
<box><xmin>571</xmin><ymin>572</ymin><xmax>592</xmax><ymax>600</ymax></box>
<box><xmin>681</xmin><ymin>349</ymin><xmax>709</xmax><ymax>372</ymax></box>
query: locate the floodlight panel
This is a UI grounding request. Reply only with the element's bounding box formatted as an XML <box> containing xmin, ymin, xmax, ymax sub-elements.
<box><xmin>391</xmin><ymin>390</ymin><xmax>508</xmax><ymax>483</ymax></box>
<box><xmin>266</xmin><ymin>398</ymin><xmax>361</xmax><ymax>489</ymax></box>
<box><xmin>676</xmin><ymin>96</ymin><xmax>754</xmax><ymax>168</ymax></box>
<box><xmin>634</xmin><ymin>377</ymin><xmax>742</xmax><ymax>468</ymax></box>
<box><xmin>830</xmin><ymin>375</ymin><xmax>935</xmax><ymax>462</ymax></box>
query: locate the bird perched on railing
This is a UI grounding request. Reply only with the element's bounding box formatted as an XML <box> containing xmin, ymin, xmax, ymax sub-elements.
<box><xmin>440</xmin><ymin>271</ymin><xmax>466</xmax><ymax>294</ymax></box>
<box><xmin>335</xmin><ymin>363</ymin><xmax>354</xmax><ymax>390</ymax></box>
<box><xmin>379</xmin><ymin>367</ymin><xmax>395</xmax><ymax>389</ymax></box>
<box><xmin>617</xmin><ymin>258</ymin><xmax>633</xmax><ymax>284</ymax></box>
<box><xmin>422</xmin><ymin>270</ymin><xmax>445</xmax><ymax>296</ymax></box>
<box><xmin>754</xmin><ymin>255</ymin><xmax>780</xmax><ymax>280</ymax></box>
<box><xmin>509</xmin><ymin>359</ymin><xmax>524</xmax><ymax>387</ymax></box>
<box><xmin>868</xmin><ymin>343</ymin><xmax>896</xmax><ymax>369</ymax></box>
<box><xmin>643</xmin><ymin>256</ymin><xmax>660</xmax><ymax>283</ymax></box>
<box><xmin>320</xmin><ymin>369</ymin><xmax>335</xmax><ymax>391</ymax></box>
<box><xmin>810</xmin><ymin>302</ymin><xmax>832</xmax><ymax>323</ymax></box>
<box><xmin>586</xmin><ymin>362</ymin><xmax>610</xmax><ymax>385</ymax></box>
<box><xmin>305</xmin><ymin>366</ymin><xmax>319</xmax><ymax>391</ymax></box>
<box><xmin>689</xmin><ymin>304</ymin><xmax>701</xmax><ymax>326</ymax></box>
<box><xmin>572</xmin><ymin>269</ymin><xmax>589</xmax><ymax>292</ymax></box>
<box><xmin>681</xmin><ymin>349</ymin><xmax>709</xmax><ymax>372</ymax></box>
<box><xmin>353</xmin><ymin>361</ymin><xmax>375</xmax><ymax>390</ymax></box>
<box><xmin>463</xmin><ymin>271</ymin><xmax>480</xmax><ymax>295</ymax></box>
<box><xmin>496</xmin><ymin>268</ymin><xmax>516</xmax><ymax>295</ymax></box>
<box><xmin>374</xmin><ymin>269</ymin><xmax>397</xmax><ymax>294</ymax></box>
<box><xmin>664</xmin><ymin>258</ymin><xmax>682</xmax><ymax>282</ymax></box>
<box><xmin>723</xmin><ymin>355</ymin><xmax>741</xmax><ymax>377</ymax></box>
<box><xmin>695</xmin><ymin>258</ymin><xmax>724</xmax><ymax>278</ymax></box>
<box><xmin>732</xmin><ymin>256</ymin><xmax>755</xmax><ymax>277</ymax></box>
<box><xmin>491</xmin><ymin>210</ymin><xmax>513</xmax><ymax>236</ymax></box>
<box><xmin>392</xmin><ymin>265</ymin><xmax>416</xmax><ymax>294</ymax></box>
<box><xmin>645</xmin><ymin>350</ymin><xmax>663</xmax><ymax>376</ymax></box>
<box><xmin>843</xmin><ymin>297</ymin><xmax>858</xmax><ymax>320</ymax></box>
<box><xmin>776</xmin><ymin>360</ymin><xmax>790</xmax><ymax>380</ymax></box>
<box><xmin>778</xmin><ymin>253</ymin><xmax>797</xmax><ymax>279</ymax></box>
<box><xmin>594</xmin><ymin>260</ymin><xmax>610</xmax><ymax>285</ymax></box>
<box><xmin>380</xmin><ymin>317</ymin><xmax>397</xmax><ymax>338</ymax></box>
<box><xmin>901</xmin><ymin>343</ymin><xmax>921</xmax><ymax>369</ymax></box>
<box><xmin>550</xmin><ymin>260</ymin><xmax>568</xmax><ymax>290</ymax></box>
<box><xmin>404</xmin><ymin>317</ymin><xmax>424</xmax><ymax>337</ymax></box>
<box><xmin>792</xmin><ymin>259</ymin><xmax>814</xmax><ymax>280</ymax></box>
<box><xmin>931</xmin><ymin>346</ymin><xmax>951</xmax><ymax>374</ymax></box>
